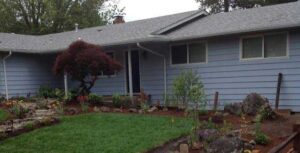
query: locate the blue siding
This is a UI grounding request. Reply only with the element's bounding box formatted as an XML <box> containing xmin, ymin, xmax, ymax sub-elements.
<box><xmin>164</xmin><ymin>31</ymin><xmax>300</xmax><ymax>111</ymax></box>
<box><xmin>1</xmin><ymin>53</ymin><xmax>63</xmax><ymax>97</ymax></box>
<box><xmin>1</xmin><ymin>30</ymin><xmax>299</xmax><ymax>111</ymax></box>
<box><xmin>89</xmin><ymin>50</ymin><xmax>126</xmax><ymax>95</ymax></box>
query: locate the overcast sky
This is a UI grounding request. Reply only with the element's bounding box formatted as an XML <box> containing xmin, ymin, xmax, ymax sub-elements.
<box><xmin>118</xmin><ymin>0</ymin><xmax>199</xmax><ymax>22</ymax></box>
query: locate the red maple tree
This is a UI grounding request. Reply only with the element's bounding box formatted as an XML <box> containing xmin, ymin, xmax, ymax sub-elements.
<box><xmin>53</xmin><ymin>41</ymin><xmax>122</xmax><ymax>95</ymax></box>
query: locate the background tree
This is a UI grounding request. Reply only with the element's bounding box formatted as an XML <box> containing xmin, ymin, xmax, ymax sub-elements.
<box><xmin>196</xmin><ymin>0</ymin><xmax>298</xmax><ymax>14</ymax></box>
<box><xmin>0</xmin><ymin>0</ymin><xmax>124</xmax><ymax>35</ymax></box>
<box><xmin>53</xmin><ymin>41</ymin><xmax>122</xmax><ymax>96</ymax></box>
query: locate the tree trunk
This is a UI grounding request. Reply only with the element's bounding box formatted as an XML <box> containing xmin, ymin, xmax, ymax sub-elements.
<box><xmin>224</xmin><ymin>0</ymin><xmax>230</xmax><ymax>12</ymax></box>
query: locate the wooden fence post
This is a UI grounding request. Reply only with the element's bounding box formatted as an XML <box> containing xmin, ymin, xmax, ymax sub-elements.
<box><xmin>213</xmin><ymin>92</ymin><xmax>219</xmax><ymax>111</ymax></box>
<box><xmin>275</xmin><ymin>73</ymin><xmax>283</xmax><ymax>110</ymax></box>
<box><xmin>293</xmin><ymin>123</ymin><xmax>300</xmax><ymax>152</ymax></box>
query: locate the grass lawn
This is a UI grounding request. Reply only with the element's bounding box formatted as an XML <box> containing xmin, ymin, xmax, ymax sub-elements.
<box><xmin>0</xmin><ymin>113</ymin><xmax>192</xmax><ymax>153</ymax></box>
<box><xmin>0</xmin><ymin>108</ymin><xmax>9</xmax><ymax>122</ymax></box>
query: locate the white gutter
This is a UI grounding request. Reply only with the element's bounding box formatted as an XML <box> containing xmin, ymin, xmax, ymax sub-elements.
<box><xmin>2</xmin><ymin>51</ymin><xmax>12</xmax><ymax>100</ymax></box>
<box><xmin>136</xmin><ymin>43</ymin><xmax>167</xmax><ymax>103</ymax></box>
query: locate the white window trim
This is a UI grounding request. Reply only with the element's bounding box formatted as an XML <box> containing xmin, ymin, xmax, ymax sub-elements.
<box><xmin>240</xmin><ymin>32</ymin><xmax>289</xmax><ymax>61</ymax></box>
<box><xmin>170</xmin><ymin>41</ymin><xmax>208</xmax><ymax>66</ymax></box>
<box><xmin>98</xmin><ymin>51</ymin><xmax>117</xmax><ymax>78</ymax></box>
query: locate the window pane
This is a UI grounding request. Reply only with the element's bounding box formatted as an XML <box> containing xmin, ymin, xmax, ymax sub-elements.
<box><xmin>103</xmin><ymin>52</ymin><xmax>115</xmax><ymax>75</ymax></box>
<box><xmin>242</xmin><ymin>37</ymin><xmax>263</xmax><ymax>59</ymax></box>
<box><xmin>264</xmin><ymin>34</ymin><xmax>287</xmax><ymax>58</ymax></box>
<box><xmin>189</xmin><ymin>43</ymin><xmax>206</xmax><ymax>63</ymax></box>
<box><xmin>171</xmin><ymin>45</ymin><xmax>187</xmax><ymax>64</ymax></box>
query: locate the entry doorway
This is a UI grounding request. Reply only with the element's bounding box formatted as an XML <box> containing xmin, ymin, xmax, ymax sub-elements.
<box><xmin>126</xmin><ymin>50</ymin><xmax>141</xmax><ymax>93</ymax></box>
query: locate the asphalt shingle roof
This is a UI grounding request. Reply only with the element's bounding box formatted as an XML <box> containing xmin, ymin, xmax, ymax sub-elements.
<box><xmin>0</xmin><ymin>1</ymin><xmax>299</xmax><ymax>53</ymax></box>
<box><xmin>167</xmin><ymin>1</ymin><xmax>300</xmax><ymax>41</ymax></box>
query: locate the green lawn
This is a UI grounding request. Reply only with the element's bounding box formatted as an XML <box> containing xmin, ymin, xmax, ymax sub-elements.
<box><xmin>0</xmin><ymin>109</ymin><xmax>9</xmax><ymax>122</ymax></box>
<box><xmin>0</xmin><ymin>113</ymin><xmax>192</xmax><ymax>153</ymax></box>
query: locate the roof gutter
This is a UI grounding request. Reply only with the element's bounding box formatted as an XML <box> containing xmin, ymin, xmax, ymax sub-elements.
<box><xmin>136</xmin><ymin>42</ymin><xmax>167</xmax><ymax>103</ymax></box>
<box><xmin>2</xmin><ymin>51</ymin><xmax>12</xmax><ymax>100</ymax></box>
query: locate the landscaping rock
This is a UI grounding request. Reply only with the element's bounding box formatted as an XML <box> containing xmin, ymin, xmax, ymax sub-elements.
<box><xmin>252</xmin><ymin>150</ymin><xmax>260</xmax><ymax>153</ymax></box>
<box><xmin>212</xmin><ymin>113</ymin><xmax>224</xmax><ymax>124</ymax></box>
<box><xmin>244</xmin><ymin>141</ymin><xmax>255</xmax><ymax>150</ymax></box>
<box><xmin>206</xmin><ymin>135</ymin><xmax>244</xmax><ymax>153</ymax></box>
<box><xmin>93</xmin><ymin>106</ymin><xmax>100</xmax><ymax>112</ymax></box>
<box><xmin>100</xmin><ymin>106</ymin><xmax>110</xmax><ymax>112</ymax></box>
<box><xmin>65</xmin><ymin>107</ymin><xmax>79</xmax><ymax>115</ymax></box>
<box><xmin>179</xmin><ymin>144</ymin><xmax>189</xmax><ymax>153</ymax></box>
<box><xmin>198</xmin><ymin>129</ymin><xmax>220</xmax><ymax>142</ymax></box>
<box><xmin>242</xmin><ymin>93</ymin><xmax>269</xmax><ymax>116</ymax></box>
<box><xmin>147</xmin><ymin>106</ymin><xmax>158</xmax><ymax>113</ymax></box>
<box><xmin>138</xmin><ymin>109</ymin><xmax>144</xmax><ymax>114</ymax></box>
<box><xmin>163</xmin><ymin>107</ymin><xmax>168</xmax><ymax>112</ymax></box>
<box><xmin>224</xmin><ymin>103</ymin><xmax>243</xmax><ymax>116</ymax></box>
<box><xmin>19</xmin><ymin>103</ymin><xmax>37</xmax><ymax>111</ymax></box>
<box><xmin>191</xmin><ymin>142</ymin><xmax>202</xmax><ymax>150</ymax></box>
<box><xmin>129</xmin><ymin>108</ymin><xmax>137</xmax><ymax>113</ymax></box>
<box><xmin>113</xmin><ymin>108</ymin><xmax>122</xmax><ymax>113</ymax></box>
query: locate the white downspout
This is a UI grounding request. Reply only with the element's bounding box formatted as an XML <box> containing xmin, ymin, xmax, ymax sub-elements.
<box><xmin>3</xmin><ymin>51</ymin><xmax>12</xmax><ymax>100</ymax></box>
<box><xmin>127</xmin><ymin>48</ymin><xmax>133</xmax><ymax>99</ymax></box>
<box><xmin>136</xmin><ymin>43</ymin><xmax>167</xmax><ymax>103</ymax></box>
<box><xmin>64</xmin><ymin>73</ymin><xmax>68</xmax><ymax>98</ymax></box>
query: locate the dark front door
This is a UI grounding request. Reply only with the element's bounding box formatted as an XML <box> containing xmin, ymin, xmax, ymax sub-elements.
<box><xmin>126</xmin><ymin>50</ymin><xmax>140</xmax><ymax>93</ymax></box>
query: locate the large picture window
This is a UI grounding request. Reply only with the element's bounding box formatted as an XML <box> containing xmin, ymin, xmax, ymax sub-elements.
<box><xmin>241</xmin><ymin>33</ymin><xmax>288</xmax><ymax>60</ymax></box>
<box><xmin>171</xmin><ymin>42</ymin><xmax>207</xmax><ymax>65</ymax></box>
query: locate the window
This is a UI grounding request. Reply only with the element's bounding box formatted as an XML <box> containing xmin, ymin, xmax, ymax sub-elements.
<box><xmin>171</xmin><ymin>45</ymin><xmax>187</xmax><ymax>64</ymax></box>
<box><xmin>171</xmin><ymin>42</ymin><xmax>207</xmax><ymax>65</ymax></box>
<box><xmin>264</xmin><ymin>34</ymin><xmax>287</xmax><ymax>58</ymax></box>
<box><xmin>100</xmin><ymin>52</ymin><xmax>116</xmax><ymax>76</ymax></box>
<box><xmin>241</xmin><ymin>33</ymin><xmax>288</xmax><ymax>60</ymax></box>
<box><xmin>242</xmin><ymin>37</ymin><xmax>263</xmax><ymax>59</ymax></box>
<box><xmin>189</xmin><ymin>43</ymin><xmax>206</xmax><ymax>63</ymax></box>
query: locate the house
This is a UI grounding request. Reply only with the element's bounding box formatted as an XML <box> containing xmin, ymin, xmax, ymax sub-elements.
<box><xmin>1</xmin><ymin>1</ymin><xmax>300</xmax><ymax>111</ymax></box>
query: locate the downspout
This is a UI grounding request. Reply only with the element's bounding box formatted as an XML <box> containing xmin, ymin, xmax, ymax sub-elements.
<box><xmin>3</xmin><ymin>51</ymin><xmax>12</xmax><ymax>100</ymax></box>
<box><xmin>136</xmin><ymin>43</ymin><xmax>167</xmax><ymax>103</ymax></box>
<box><xmin>64</xmin><ymin>73</ymin><xmax>68</xmax><ymax>98</ymax></box>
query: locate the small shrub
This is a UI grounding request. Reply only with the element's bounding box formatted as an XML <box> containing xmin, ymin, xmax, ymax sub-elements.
<box><xmin>254</xmin><ymin>122</ymin><xmax>269</xmax><ymax>145</ymax></box>
<box><xmin>219</xmin><ymin>120</ymin><xmax>233</xmax><ymax>135</ymax></box>
<box><xmin>9</xmin><ymin>102</ymin><xmax>29</xmax><ymax>119</ymax></box>
<box><xmin>200</xmin><ymin>118</ymin><xmax>216</xmax><ymax>129</ymax></box>
<box><xmin>172</xmin><ymin>70</ymin><xmax>206</xmax><ymax>110</ymax></box>
<box><xmin>163</xmin><ymin>93</ymin><xmax>171</xmax><ymax>107</ymax></box>
<box><xmin>38</xmin><ymin>86</ymin><xmax>55</xmax><ymax>98</ymax></box>
<box><xmin>140</xmin><ymin>103</ymin><xmax>150</xmax><ymax>112</ymax></box>
<box><xmin>0</xmin><ymin>94</ymin><xmax>5</xmax><ymax>103</ymax></box>
<box><xmin>138</xmin><ymin>89</ymin><xmax>149</xmax><ymax>104</ymax></box>
<box><xmin>80</xmin><ymin>102</ymin><xmax>89</xmax><ymax>113</ymax></box>
<box><xmin>112</xmin><ymin>94</ymin><xmax>122</xmax><ymax>108</ymax></box>
<box><xmin>24</xmin><ymin>122</ymin><xmax>34</xmax><ymax>129</ymax></box>
<box><xmin>121</xmin><ymin>96</ymin><xmax>131</xmax><ymax>108</ymax></box>
<box><xmin>88</xmin><ymin>94</ymin><xmax>103</xmax><ymax>105</ymax></box>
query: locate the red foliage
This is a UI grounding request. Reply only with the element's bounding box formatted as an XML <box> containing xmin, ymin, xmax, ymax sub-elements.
<box><xmin>53</xmin><ymin>41</ymin><xmax>122</xmax><ymax>95</ymax></box>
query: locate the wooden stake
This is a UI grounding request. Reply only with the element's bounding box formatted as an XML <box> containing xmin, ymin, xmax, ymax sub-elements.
<box><xmin>275</xmin><ymin>73</ymin><xmax>283</xmax><ymax>110</ymax></box>
<box><xmin>213</xmin><ymin>92</ymin><xmax>219</xmax><ymax>111</ymax></box>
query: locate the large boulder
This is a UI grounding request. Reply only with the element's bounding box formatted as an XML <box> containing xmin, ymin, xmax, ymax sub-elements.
<box><xmin>198</xmin><ymin>129</ymin><xmax>220</xmax><ymax>142</ymax></box>
<box><xmin>224</xmin><ymin>103</ymin><xmax>243</xmax><ymax>116</ymax></box>
<box><xmin>242</xmin><ymin>93</ymin><xmax>269</xmax><ymax>116</ymax></box>
<box><xmin>206</xmin><ymin>135</ymin><xmax>244</xmax><ymax>153</ymax></box>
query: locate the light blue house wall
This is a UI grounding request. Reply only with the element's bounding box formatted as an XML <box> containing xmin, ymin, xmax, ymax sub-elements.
<box><xmin>0</xmin><ymin>53</ymin><xmax>63</xmax><ymax>97</ymax></box>
<box><xmin>96</xmin><ymin>30</ymin><xmax>298</xmax><ymax>111</ymax></box>
<box><xmin>1</xmin><ymin>30</ymin><xmax>299</xmax><ymax>111</ymax></box>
